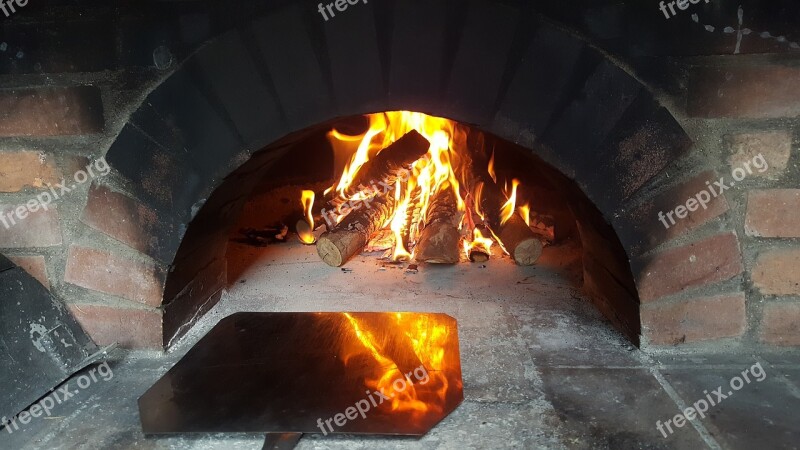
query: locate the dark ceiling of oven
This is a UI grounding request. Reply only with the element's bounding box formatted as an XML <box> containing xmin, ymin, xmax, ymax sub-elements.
<box><xmin>9</xmin><ymin>0</ymin><xmax>800</xmax><ymax>89</ymax></box>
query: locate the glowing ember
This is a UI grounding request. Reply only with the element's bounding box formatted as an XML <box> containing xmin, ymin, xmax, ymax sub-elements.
<box><xmin>299</xmin><ymin>190</ymin><xmax>317</xmax><ymax>244</ymax></box>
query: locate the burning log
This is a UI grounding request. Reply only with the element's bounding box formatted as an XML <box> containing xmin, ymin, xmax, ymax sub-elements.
<box><xmin>347</xmin><ymin>129</ymin><xmax>429</xmax><ymax>194</ymax></box>
<box><xmin>297</xmin><ymin>190</ymin><xmax>318</xmax><ymax>244</ymax></box>
<box><xmin>295</xmin><ymin>219</ymin><xmax>317</xmax><ymax>244</ymax></box>
<box><xmin>468</xmin><ymin>248</ymin><xmax>489</xmax><ymax>263</ymax></box>
<box><xmin>416</xmin><ymin>187</ymin><xmax>460</xmax><ymax>264</ymax></box>
<box><xmin>295</xmin><ymin>192</ymin><xmax>334</xmax><ymax>237</ymax></box>
<box><xmin>466</xmin><ymin>226</ymin><xmax>492</xmax><ymax>263</ymax></box>
<box><xmin>316</xmin><ymin>192</ymin><xmax>398</xmax><ymax>267</ymax></box>
<box><xmin>298</xmin><ymin>130</ymin><xmax>430</xmax><ymax>233</ymax></box>
<box><xmin>478</xmin><ymin>180</ymin><xmax>542</xmax><ymax>266</ymax></box>
<box><xmin>464</xmin><ymin>134</ymin><xmax>542</xmax><ymax>266</ymax></box>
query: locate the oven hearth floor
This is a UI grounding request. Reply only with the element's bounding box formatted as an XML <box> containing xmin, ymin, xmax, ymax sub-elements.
<box><xmin>5</xmin><ymin>240</ymin><xmax>800</xmax><ymax>449</ymax></box>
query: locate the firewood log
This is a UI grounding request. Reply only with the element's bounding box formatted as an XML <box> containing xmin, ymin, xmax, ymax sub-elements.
<box><xmin>388</xmin><ymin>186</ymin><xmax>421</xmax><ymax>262</ymax></box>
<box><xmin>416</xmin><ymin>187</ymin><xmax>461</xmax><ymax>264</ymax></box>
<box><xmin>467</xmin><ymin>225</ymin><xmax>492</xmax><ymax>263</ymax></box>
<box><xmin>347</xmin><ymin>129</ymin><xmax>429</xmax><ymax>195</ymax></box>
<box><xmin>478</xmin><ymin>180</ymin><xmax>542</xmax><ymax>266</ymax></box>
<box><xmin>298</xmin><ymin>130</ymin><xmax>430</xmax><ymax>232</ymax></box>
<box><xmin>316</xmin><ymin>192</ymin><xmax>398</xmax><ymax>267</ymax></box>
<box><xmin>465</xmin><ymin>134</ymin><xmax>542</xmax><ymax>266</ymax></box>
<box><xmin>468</xmin><ymin>248</ymin><xmax>490</xmax><ymax>263</ymax></box>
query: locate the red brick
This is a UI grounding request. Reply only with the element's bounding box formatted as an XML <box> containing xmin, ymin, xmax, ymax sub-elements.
<box><xmin>0</xmin><ymin>86</ymin><xmax>104</xmax><ymax>136</ymax></box>
<box><xmin>62</xmin><ymin>155</ymin><xmax>92</xmax><ymax>178</ymax></box>
<box><xmin>728</xmin><ymin>131</ymin><xmax>792</xmax><ymax>180</ymax></box>
<box><xmin>751</xmin><ymin>248</ymin><xmax>800</xmax><ymax>296</ymax></box>
<box><xmin>636</xmin><ymin>232</ymin><xmax>743</xmax><ymax>302</ymax></box>
<box><xmin>65</xmin><ymin>245</ymin><xmax>166</xmax><ymax>307</ymax></box>
<box><xmin>761</xmin><ymin>302</ymin><xmax>800</xmax><ymax>346</ymax></box>
<box><xmin>7</xmin><ymin>255</ymin><xmax>49</xmax><ymax>289</ymax></box>
<box><xmin>689</xmin><ymin>65</ymin><xmax>800</xmax><ymax>118</ymax></box>
<box><xmin>80</xmin><ymin>184</ymin><xmax>162</xmax><ymax>258</ymax></box>
<box><xmin>642</xmin><ymin>293</ymin><xmax>746</xmax><ymax>345</ymax></box>
<box><xmin>628</xmin><ymin>171</ymin><xmax>729</xmax><ymax>250</ymax></box>
<box><xmin>0</xmin><ymin>151</ymin><xmax>62</xmax><ymax>192</ymax></box>
<box><xmin>67</xmin><ymin>304</ymin><xmax>162</xmax><ymax>349</ymax></box>
<box><xmin>745</xmin><ymin>190</ymin><xmax>800</xmax><ymax>238</ymax></box>
<box><xmin>0</xmin><ymin>204</ymin><xmax>62</xmax><ymax>248</ymax></box>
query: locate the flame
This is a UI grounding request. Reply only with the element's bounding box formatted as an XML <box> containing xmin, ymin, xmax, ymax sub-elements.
<box><xmin>301</xmin><ymin>111</ymin><xmax>535</xmax><ymax>263</ymax></box>
<box><xmin>299</xmin><ymin>190</ymin><xmax>316</xmax><ymax>244</ymax></box>
<box><xmin>389</xmin><ymin>181</ymin><xmax>413</xmax><ymax>261</ymax></box>
<box><xmin>462</xmin><ymin>227</ymin><xmax>494</xmax><ymax>260</ymax></box>
<box><xmin>518</xmin><ymin>204</ymin><xmax>531</xmax><ymax>227</ymax></box>
<box><xmin>332</xmin><ymin>121</ymin><xmax>383</xmax><ymax>196</ymax></box>
<box><xmin>342</xmin><ymin>313</ymin><xmax>450</xmax><ymax>417</ymax></box>
<box><xmin>472</xmin><ymin>182</ymin><xmax>485</xmax><ymax>221</ymax></box>
<box><xmin>487</xmin><ymin>151</ymin><xmax>497</xmax><ymax>183</ymax></box>
<box><xmin>314</xmin><ymin>112</ymin><xmax>467</xmax><ymax>261</ymax></box>
<box><xmin>500</xmin><ymin>179</ymin><xmax>520</xmax><ymax>226</ymax></box>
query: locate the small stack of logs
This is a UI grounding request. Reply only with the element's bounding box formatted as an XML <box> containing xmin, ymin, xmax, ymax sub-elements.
<box><xmin>299</xmin><ymin>130</ymin><xmax>543</xmax><ymax>268</ymax></box>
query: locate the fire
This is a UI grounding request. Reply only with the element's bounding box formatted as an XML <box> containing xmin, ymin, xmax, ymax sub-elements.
<box><xmin>462</xmin><ymin>227</ymin><xmax>494</xmax><ymax>260</ymax></box>
<box><xmin>330</xmin><ymin>118</ymin><xmax>386</xmax><ymax>198</ymax></box>
<box><xmin>302</xmin><ymin>111</ymin><xmax>533</xmax><ymax>262</ymax></box>
<box><xmin>389</xmin><ymin>181</ymin><xmax>413</xmax><ymax>261</ymax></box>
<box><xmin>487</xmin><ymin>151</ymin><xmax>497</xmax><ymax>183</ymax></box>
<box><xmin>341</xmin><ymin>313</ymin><xmax>451</xmax><ymax>417</ymax></box>
<box><xmin>500</xmin><ymin>179</ymin><xmax>520</xmax><ymax>226</ymax></box>
<box><xmin>518</xmin><ymin>204</ymin><xmax>531</xmax><ymax>227</ymax></box>
<box><xmin>471</xmin><ymin>182</ymin><xmax>485</xmax><ymax>221</ymax></box>
<box><xmin>299</xmin><ymin>190</ymin><xmax>316</xmax><ymax>244</ymax></box>
<box><xmin>322</xmin><ymin>112</ymin><xmax>467</xmax><ymax>260</ymax></box>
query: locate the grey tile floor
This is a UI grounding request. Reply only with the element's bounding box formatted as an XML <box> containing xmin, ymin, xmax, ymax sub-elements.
<box><xmin>3</xmin><ymin>241</ymin><xmax>799</xmax><ymax>449</ymax></box>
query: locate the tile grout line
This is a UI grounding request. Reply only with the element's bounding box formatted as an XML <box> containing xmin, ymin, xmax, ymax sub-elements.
<box><xmin>546</xmin><ymin>365</ymin><xmax>649</xmax><ymax>369</ymax></box>
<box><xmin>756</xmin><ymin>357</ymin><xmax>800</xmax><ymax>399</ymax></box>
<box><xmin>544</xmin><ymin>363</ymin><xmax>800</xmax><ymax>370</ymax></box>
<box><xmin>505</xmin><ymin>304</ymin><xmax>571</xmax><ymax>449</ymax></box>
<box><xmin>647</xmin><ymin>365</ymin><xmax>722</xmax><ymax>450</ymax></box>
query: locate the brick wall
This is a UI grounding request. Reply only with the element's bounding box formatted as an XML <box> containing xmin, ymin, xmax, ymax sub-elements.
<box><xmin>0</xmin><ymin>96</ymin><xmax>170</xmax><ymax>347</ymax></box>
<box><xmin>0</xmin><ymin>1</ymin><xmax>284</xmax><ymax>349</ymax></box>
<box><xmin>0</xmin><ymin>4</ymin><xmax>174</xmax><ymax>349</ymax></box>
<box><xmin>637</xmin><ymin>61</ymin><xmax>800</xmax><ymax>348</ymax></box>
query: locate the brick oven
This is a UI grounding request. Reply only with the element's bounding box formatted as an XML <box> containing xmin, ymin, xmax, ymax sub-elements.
<box><xmin>1</xmin><ymin>0</ymin><xmax>799</xmax><ymax>448</ymax></box>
